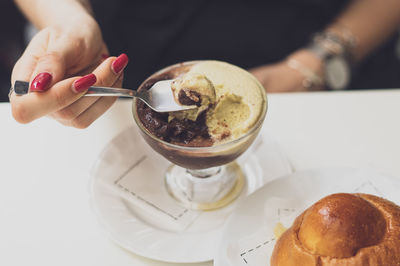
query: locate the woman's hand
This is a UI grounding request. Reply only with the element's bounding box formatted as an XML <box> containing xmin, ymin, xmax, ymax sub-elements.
<box><xmin>10</xmin><ymin>15</ymin><xmax>129</xmax><ymax>128</ymax></box>
<box><xmin>10</xmin><ymin>55</ymin><xmax>128</xmax><ymax>128</ymax></box>
<box><xmin>12</xmin><ymin>15</ymin><xmax>106</xmax><ymax>89</ymax></box>
<box><xmin>249</xmin><ymin>50</ymin><xmax>324</xmax><ymax>92</ymax></box>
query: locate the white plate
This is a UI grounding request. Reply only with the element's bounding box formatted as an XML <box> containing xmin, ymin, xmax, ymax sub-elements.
<box><xmin>215</xmin><ymin>168</ymin><xmax>400</xmax><ymax>266</ymax></box>
<box><xmin>89</xmin><ymin>125</ymin><xmax>291</xmax><ymax>263</ymax></box>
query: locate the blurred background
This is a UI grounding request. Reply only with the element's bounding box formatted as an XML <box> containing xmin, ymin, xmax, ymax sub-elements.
<box><xmin>0</xmin><ymin>2</ymin><xmax>26</xmax><ymax>102</ymax></box>
<box><xmin>1</xmin><ymin>1</ymin><xmax>400</xmax><ymax>102</ymax></box>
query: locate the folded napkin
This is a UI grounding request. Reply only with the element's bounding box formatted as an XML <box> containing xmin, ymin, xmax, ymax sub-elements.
<box><xmin>226</xmin><ymin>197</ymin><xmax>303</xmax><ymax>266</ymax></box>
<box><xmin>96</xmin><ymin>125</ymin><xmax>292</xmax><ymax>232</ymax></box>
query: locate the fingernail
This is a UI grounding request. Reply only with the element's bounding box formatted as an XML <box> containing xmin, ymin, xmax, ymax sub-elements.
<box><xmin>101</xmin><ymin>53</ymin><xmax>109</xmax><ymax>60</ymax></box>
<box><xmin>73</xmin><ymin>73</ymin><xmax>97</xmax><ymax>93</ymax></box>
<box><xmin>30</xmin><ymin>72</ymin><xmax>52</xmax><ymax>92</ymax></box>
<box><xmin>111</xmin><ymin>53</ymin><xmax>129</xmax><ymax>74</ymax></box>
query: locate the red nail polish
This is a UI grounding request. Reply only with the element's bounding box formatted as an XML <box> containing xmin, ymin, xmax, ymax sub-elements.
<box><xmin>30</xmin><ymin>72</ymin><xmax>52</xmax><ymax>92</ymax></box>
<box><xmin>112</xmin><ymin>53</ymin><xmax>129</xmax><ymax>74</ymax></box>
<box><xmin>101</xmin><ymin>54</ymin><xmax>109</xmax><ymax>60</ymax></box>
<box><xmin>73</xmin><ymin>74</ymin><xmax>97</xmax><ymax>93</ymax></box>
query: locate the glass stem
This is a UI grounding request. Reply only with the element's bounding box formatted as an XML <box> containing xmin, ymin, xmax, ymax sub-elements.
<box><xmin>186</xmin><ymin>166</ymin><xmax>222</xmax><ymax>178</ymax></box>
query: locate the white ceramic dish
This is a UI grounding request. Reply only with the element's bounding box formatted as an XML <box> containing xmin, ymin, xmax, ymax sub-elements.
<box><xmin>215</xmin><ymin>168</ymin><xmax>400</xmax><ymax>266</ymax></box>
<box><xmin>89</xmin><ymin>125</ymin><xmax>291</xmax><ymax>263</ymax></box>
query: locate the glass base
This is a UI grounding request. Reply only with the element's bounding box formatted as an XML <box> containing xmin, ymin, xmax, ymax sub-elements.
<box><xmin>165</xmin><ymin>161</ymin><xmax>245</xmax><ymax>211</ymax></box>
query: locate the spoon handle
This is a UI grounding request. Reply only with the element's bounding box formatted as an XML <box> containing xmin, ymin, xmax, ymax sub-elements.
<box><xmin>13</xmin><ymin>80</ymin><xmax>136</xmax><ymax>98</ymax></box>
<box><xmin>86</xmin><ymin>86</ymin><xmax>135</xmax><ymax>97</ymax></box>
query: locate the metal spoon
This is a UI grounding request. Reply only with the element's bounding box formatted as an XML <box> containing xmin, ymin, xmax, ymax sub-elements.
<box><xmin>13</xmin><ymin>80</ymin><xmax>196</xmax><ymax>113</ymax></box>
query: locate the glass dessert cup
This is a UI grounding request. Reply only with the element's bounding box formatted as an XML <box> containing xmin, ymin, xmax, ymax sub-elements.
<box><xmin>132</xmin><ymin>61</ymin><xmax>268</xmax><ymax>211</ymax></box>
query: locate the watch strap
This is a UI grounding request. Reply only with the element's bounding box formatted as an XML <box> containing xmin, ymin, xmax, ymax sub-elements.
<box><xmin>306</xmin><ymin>31</ymin><xmax>354</xmax><ymax>90</ymax></box>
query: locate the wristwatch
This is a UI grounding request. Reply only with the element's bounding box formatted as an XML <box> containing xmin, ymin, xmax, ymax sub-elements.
<box><xmin>307</xmin><ymin>31</ymin><xmax>354</xmax><ymax>90</ymax></box>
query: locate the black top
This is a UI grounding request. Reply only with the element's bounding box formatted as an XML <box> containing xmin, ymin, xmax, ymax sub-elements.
<box><xmin>92</xmin><ymin>0</ymin><xmax>400</xmax><ymax>90</ymax></box>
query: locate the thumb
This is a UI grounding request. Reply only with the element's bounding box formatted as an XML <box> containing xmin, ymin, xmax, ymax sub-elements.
<box><xmin>29</xmin><ymin>49</ymin><xmax>67</xmax><ymax>92</ymax></box>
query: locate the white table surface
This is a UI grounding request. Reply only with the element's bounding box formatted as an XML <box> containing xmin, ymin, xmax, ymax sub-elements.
<box><xmin>1</xmin><ymin>89</ymin><xmax>399</xmax><ymax>266</ymax></box>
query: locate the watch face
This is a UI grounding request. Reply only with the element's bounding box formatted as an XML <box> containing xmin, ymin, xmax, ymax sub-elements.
<box><xmin>325</xmin><ymin>57</ymin><xmax>350</xmax><ymax>90</ymax></box>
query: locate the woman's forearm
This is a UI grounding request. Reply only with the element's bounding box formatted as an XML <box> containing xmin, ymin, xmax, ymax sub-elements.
<box><xmin>14</xmin><ymin>0</ymin><xmax>93</xmax><ymax>29</ymax></box>
<box><xmin>327</xmin><ymin>0</ymin><xmax>400</xmax><ymax>62</ymax></box>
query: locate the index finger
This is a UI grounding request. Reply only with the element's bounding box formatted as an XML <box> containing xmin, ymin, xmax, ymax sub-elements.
<box><xmin>10</xmin><ymin>74</ymin><xmax>96</xmax><ymax>124</ymax></box>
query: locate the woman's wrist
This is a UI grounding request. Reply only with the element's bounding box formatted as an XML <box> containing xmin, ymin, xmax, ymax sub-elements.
<box><xmin>286</xmin><ymin>49</ymin><xmax>325</xmax><ymax>90</ymax></box>
<box><xmin>50</xmin><ymin>7</ymin><xmax>95</xmax><ymax>30</ymax></box>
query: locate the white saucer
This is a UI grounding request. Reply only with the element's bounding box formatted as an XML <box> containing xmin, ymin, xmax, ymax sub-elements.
<box><xmin>89</xmin><ymin>125</ymin><xmax>291</xmax><ymax>263</ymax></box>
<box><xmin>215</xmin><ymin>168</ymin><xmax>400</xmax><ymax>266</ymax></box>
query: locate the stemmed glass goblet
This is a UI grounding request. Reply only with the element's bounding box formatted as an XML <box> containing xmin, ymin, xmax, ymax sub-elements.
<box><xmin>132</xmin><ymin>61</ymin><xmax>267</xmax><ymax>211</ymax></box>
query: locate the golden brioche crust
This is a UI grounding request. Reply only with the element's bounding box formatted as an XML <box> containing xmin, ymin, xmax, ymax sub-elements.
<box><xmin>270</xmin><ymin>193</ymin><xmax>400</xmax><ymax>266</ymax></box>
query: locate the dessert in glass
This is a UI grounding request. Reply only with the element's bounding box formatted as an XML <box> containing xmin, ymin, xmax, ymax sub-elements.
<box><xmin>132</xmin><ymin>61</ymin><xmax>267</xmax><ymax>210</ymax></box>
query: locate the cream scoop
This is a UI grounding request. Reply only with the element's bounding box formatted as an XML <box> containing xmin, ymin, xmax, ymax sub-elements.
<box><xmin>169</xmin><ymin>73</ymin><xmax>216</xmax><ymax>121</ymax></box>
<box><xmin>170</xmin><ymin>60</ymin><xmax>266</xmax><ymax>144</ymax></box>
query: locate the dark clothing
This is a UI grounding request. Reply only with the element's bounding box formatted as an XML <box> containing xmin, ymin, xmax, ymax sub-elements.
<box><xmin>0</xmin><ymin>2</ymin><xmax>26</xmax><ymax>102</ymax></box>
<box><xmin>92</xmin><ymin>0</ymin><xmax>400</xmax><ymax>90</ymax></box>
